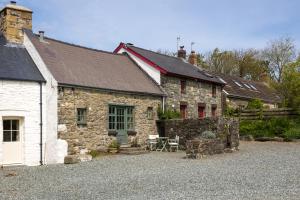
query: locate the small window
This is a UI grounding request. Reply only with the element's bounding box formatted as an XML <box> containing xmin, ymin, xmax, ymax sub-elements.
<box><xmin>249</xmin><ymin>84</ymin><xmax>257</xmax><ymax>90</ymax></box>
<box><xmin>233</xmin><ymin>80</ymin><xmax>243</xmax><ymax>88</ymax></box>
<box><xmin>147</xmin><ymin>107</ymin><xmax>154</xmax><ymax>120</ymax></box>
<box><xmin>180</xmin><ymin>103</ymin><xmax>187</xmax><ymax>119</ymax></box>
<box><xmin>212</xmin><ymin>85</ymin><xmax>217</xmax><ymax>98</ymax></box>
<box><xmin>198</xmin><ymin>105</ymin><xmax>205</xmax><ymax>119</ymax></box>
<box><xmin>180</xmin><ymin>80</ymin><xmax>186</xmax><ymax>94</ymax></box>
<box><xmin>3</xmin><ymin>120</ymin><xmax>20</xmax><ymax>142</ymax></box>
<box><xmin>77</xmin><ymin>108</ymin><xmax>87</xmax><ymax>126</ymax></box>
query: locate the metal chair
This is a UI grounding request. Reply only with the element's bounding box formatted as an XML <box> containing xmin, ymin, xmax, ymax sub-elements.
<box><xmin>147</xmin><ymin>135</ymin><xmax>159</xmax><ymax>151</ymax></box>
<box><xmin>168</xmin><ymin>135</ymin><xmax>180</xmax><ymax>152</ymax></box>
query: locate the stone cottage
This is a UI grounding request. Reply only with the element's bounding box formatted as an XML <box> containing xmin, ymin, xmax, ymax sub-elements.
<box><xmin>0</xmin><ymin>1</ymin><xmax>67</xmax><ymax>166</ymax></box>
<box><xmin>114</xmin><ymin>44</ymin><xmax>225</xmax><ymax>119</ymax></box>
<box><xmin>23</xmin><ymin>31</ymin><xmax>164</xmax><ymax>155</ymax></box>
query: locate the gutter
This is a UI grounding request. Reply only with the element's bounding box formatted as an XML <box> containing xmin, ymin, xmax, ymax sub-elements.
<box><xmin>39</xmin><ymin>82</ymin><xmax>43</xmax><ymax>165</ymax></box>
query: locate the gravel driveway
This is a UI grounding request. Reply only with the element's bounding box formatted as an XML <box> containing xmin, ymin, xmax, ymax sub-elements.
<box><xmin>0</xmin><ymin>142</ymin><xmax>299</xmax><ymax>200</ymax></box>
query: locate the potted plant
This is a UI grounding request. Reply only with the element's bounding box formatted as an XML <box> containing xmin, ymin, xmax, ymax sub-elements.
<box><xmin>108</xmin><ymin>139</ymin><xmax>120</xmax><ymax>153</ymax></box>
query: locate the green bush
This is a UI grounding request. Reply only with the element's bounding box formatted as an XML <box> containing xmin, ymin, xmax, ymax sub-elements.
<box><xmin>240</xmin><ymin>117</ymin><xmax>300</xmax><ymax>139</ymax></box>
<box><xmin>89</xmin><ymin>150</ymin><xmax>100</xmax><ymax>158</ymax></box>
<box><xmin>158</xmin><ymin>107</ymin><xmax>181</xmax><ymax>120</ymax></box>
<box><xmin>224</xmin><ymin>107</ymin><xmax>239</xmax><ymax>117</ymax></box>
<box><xmin>108</xmin><ymin>140</ymin><xmax>120</xmax><ymax>149</ymax></box>
<box><xmin>246</xmin><ymin>99</ymin><xmax>263</xmax><ymax>110</ymax></box>
<box><xmin>201</xmin><ymin>131</ymin><xmax>216</xmax><ymax>139</ymax></box>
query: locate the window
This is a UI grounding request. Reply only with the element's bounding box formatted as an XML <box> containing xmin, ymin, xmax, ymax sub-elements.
<box><xmin>180</xmin><ymin>103</ymin><xmax>187</xmax><ymax>119</ymax></box>
<box><xmin>233</xmin><ymin>80</ymin><xmax>243</xmax><ymax>88</ymax></box>
<box><xmin>109</xmin><ymin>105</ymin><xmax>134</xmax><ymax>131</ymax></box>
<box><xmin>212</xmin><ymin>85</ymin><xmax>217</xmax><ymax>98</ymax></box>
<box><xmin>217</xmin><ymin>77</ymin><xmax>227</xmax><ymax>84</ymax></box>
<box><xmin>77</xmin><ymin>108</ymin><xmax>87</xmax><ymax>126</ymax></box>
<box><xmin>147</xmin><ymin>107</ymin><xmax>154</xmax><ymax>120</ymax></box>
<box><xmin>249</xmin><ymin>84</ymin><xmax>257</xmax><ymax>90</ymax></box>
<box><xmin>180</xmin><ymin>80</ymin><xmax>186</xmax><ymax>94</ymax></box>
<box><xmin>198</xmin><ymin>104</ymin><xmax>205</xmax><ymax>119</ymax></box>
<box><xmin>211</xmin><ymin>105</ymin><xmax>217</xmax><ymax>117</ymax></box>
<box><xmin>3</xmin><ymin>120</ymin><xmax>20</xmax><ymax>142</ymax></box>
<box><xmin>243</xmin><ymin>83</ymin><xmax>251</xmax><ymax>89</ymax></box>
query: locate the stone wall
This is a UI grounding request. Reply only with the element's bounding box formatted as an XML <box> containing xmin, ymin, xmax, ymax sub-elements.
<box><xmin>161</xmin><ymin>75</ymin><xmax>222</xmax><ymax>118</ymax></box>
<box><xmin>157</xmin><ymin>117</ymin><xmax>239</xmax><ymax>150</ymax></box>
<box><xmin>58</xmin><ymin>87</ymin><xmax>161</xmax><ymax>155</ymax></box>
<box><xmin>0</xmin><ymin>7</ymin><xmax>32</xmax><ymax>43</ymax></box>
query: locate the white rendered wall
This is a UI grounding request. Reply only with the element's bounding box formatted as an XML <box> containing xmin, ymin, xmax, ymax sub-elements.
<box><xmin>0</xmin><ymin>81</ymin><xmax>44</xmax><ymax>166</ymax></box>
<box><xmin>23</xmin><ymin>33</ymin><xmax>67</xmax><ymax>165</ymax></box>
<box><xmin>117</xmin><ymin>48</ymin><xmax>161</xmax><ymax>85</ymax></box>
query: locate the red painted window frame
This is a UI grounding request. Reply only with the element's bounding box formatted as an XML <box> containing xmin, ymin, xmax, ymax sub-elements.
<box><xmin>180</xmin><ymin>104</ymin><xmax>187</xmax><ymax>119</ymax></box>
<box><xmin>198</xmin><ymin>106</ymin><xmax>205</xmax><ymax>119</ymax></box>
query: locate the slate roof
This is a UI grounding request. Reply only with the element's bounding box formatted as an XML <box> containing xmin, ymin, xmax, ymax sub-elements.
<box><xmin>212</xmin><ymin>72</ymin><xmax>281</xmax><ymax>104</ymax></box>
<box><xmin>122</xmin><ymin>44</ymin><xmax>224</xmax><ymax>85</ymax></box>
<box><xmin>0</xmin><ymin>34</ymin><xmax>45</xmax><ymax>82</ymax></box>
<box><xmin>25</xmin><ymin>31</ymin><xmax>164</xmax><ymax>96</ymax></box>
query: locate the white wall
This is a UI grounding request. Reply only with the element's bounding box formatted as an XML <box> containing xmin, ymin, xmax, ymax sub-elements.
<box><xmin>0</xmin><ymin>80</ymin><xmax>44</xmax><ymax>166</ymax></box>
<box><xmin>117</xmin><ymin>48</ymin><xmax>161</xmax><ymax>85</ymax></box>
<box><xmin>23</xmin><ymin>33</ymin><xmax>67</xmax><ymax>165</ymax></box>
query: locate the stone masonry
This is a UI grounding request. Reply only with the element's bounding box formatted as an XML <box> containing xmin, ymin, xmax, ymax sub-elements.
<box><xmin>161</xmin><ymin>75</ymin><xmax>222</xmax><ymax>118</ymax></box>
<box><xmin>0</xmin><ymin>5</ymin><xmax>32</xmax><ymax>43</ymax></box>
<box><xmin>58</xmin><ymin>87</ymin><xmax>161</xmax><ymax>155</ymax></box>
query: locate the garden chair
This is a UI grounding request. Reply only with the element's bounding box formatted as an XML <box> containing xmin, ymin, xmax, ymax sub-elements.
<box><xmin>168</xmin><ymin>135</ymin><xmax>180</xmax><ymax>152</ymax></box>
<box><xmin>147</xmin><ymin>135</ymin><xmax>159</xmax><ymax>151</ymax></box>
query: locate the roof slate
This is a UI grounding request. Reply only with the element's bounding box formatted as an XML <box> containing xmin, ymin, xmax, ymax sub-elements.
<box><xmin>0</xmin><ymin>35</ymin><xmax>45</xmax><ymax>82</ymax></box>
<box><xmin>126</xmin><ymin>45</ymin><xmax>224</xmax><ymax>85</ymax></box>
<box><xmin>212</xmin><ymin>72</ymin><xmax>281</xmax><ymax>103</ymax></box>
<box><xmin>25</xmin><ymin>31</ymin><xmax>164</xmax><ymax>96</ymax></box>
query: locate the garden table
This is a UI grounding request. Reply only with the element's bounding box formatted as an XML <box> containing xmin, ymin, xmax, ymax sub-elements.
<box><xmin>156</xmin><ymin>137</ymin><xmax>169</xmax><ymax>152</ymax></box>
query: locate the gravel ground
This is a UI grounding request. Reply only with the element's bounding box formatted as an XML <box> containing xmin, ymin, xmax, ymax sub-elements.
<box><xmin>0</xmin><ymin>141</ymin><xmax>299</xmax><ymax>200</ymax></box>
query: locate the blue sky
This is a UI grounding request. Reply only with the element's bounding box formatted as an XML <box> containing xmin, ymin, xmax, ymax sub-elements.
<box><xmin>1</xmin><ymin>0</ymin><xmax>299</xmax><ymax>53</ymax></box>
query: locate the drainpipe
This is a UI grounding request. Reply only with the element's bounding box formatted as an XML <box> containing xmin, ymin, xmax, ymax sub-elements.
<box><xmin>39</xmin><ymin>82</ymin><xmax>43</xmax><ymax>165</ymax></box>
<box><xmin>162</xmin><ymin>96</ymin><xmax>165</xmax><ymax>113</ymax></box>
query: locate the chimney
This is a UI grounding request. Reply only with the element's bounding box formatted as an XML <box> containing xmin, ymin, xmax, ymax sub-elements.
<box><xmin>177</xmin><ymin>46</ymin><xmax>186</xmax><ymax>59</ymax></box>
<box><xmin>0</xmin><ymin>1</ymin><xmax>33</xmax><ymax>43</ymax></box>
<box><xmin>38</xmin><ymin>31</ymin><xmax>44</xmax><ymax>42</ymax></box>
<box><xmin>188</xmin><ymin>50</ymin><xmax>197</xmax><ymax>66</ymax></box>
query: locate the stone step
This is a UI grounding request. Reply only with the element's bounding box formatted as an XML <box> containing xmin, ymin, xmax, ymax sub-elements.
<box><xmin>119</xmin><ymin>147</ymin><xmax>149</xmax><ymax>155</ymax></box>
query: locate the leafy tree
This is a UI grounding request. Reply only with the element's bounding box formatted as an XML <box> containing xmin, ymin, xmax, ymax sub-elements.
<box><xmin>246</xmin><ymin>99</ymin><xmax>264</xmax><ymax>110</ymax></box>
<box><xmin>262</xmin><ymin>37</ymin><xmax>296</xmax><ymax>82</ymax></box>
<box><xmin>275</xmin><ymin>59</ymin><xmax>300</xmax><ymax>112</ymax></box>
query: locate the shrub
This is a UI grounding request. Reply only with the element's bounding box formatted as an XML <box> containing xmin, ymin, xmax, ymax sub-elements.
<box><xmin>89</xmin><ymin>150</ymin><xmax>100</xmax><ymax>158</ymax></box>
<box><xmin>201</xmin><ymin>131</ymin><xmax>216</xmax><ymax>139</ymax></box>
<box><xmin>158</xmin><ymin>107</ymin><xmax>181</xmax><ymax>120</ymax></box>
<box><xmin>284</xmin><ymin>128</ymin><xmax>300</xmax><ymax>140</ymax></box>
<box><xmin>240</xmin><ymin>117</ymin><xmax>299</xmax><ymax>139</ymax></box>
<box><xmin>246</xmin><ymin>99</ymin><xmax>263</xmax><ymax>110</ymax></box>
<box><xmin>108</xmin><ymin>140</ymin><xmax>120</xmax><ymax>149</ymax></box>
<box><xmin>224</xmin><ymin>107</ymin><xmax>239</xmax><ymax>117</ymax></box>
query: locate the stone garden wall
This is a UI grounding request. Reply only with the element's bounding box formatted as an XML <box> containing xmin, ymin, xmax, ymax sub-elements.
<box><xmin>157</xmin><ymin>117</ymin><xmax>239</xmax><ymax>157</ymax></box>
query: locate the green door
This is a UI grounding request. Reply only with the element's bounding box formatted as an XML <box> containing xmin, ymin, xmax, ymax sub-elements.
<box><xmin>116</xmin><ymin>107</ymin><xmax>127</xmax><ymax>144</ymax></box>
<box><xmin>109</xmin><ymin>105</ymin><xmax>134</xmax><ymax>145</ymax></box>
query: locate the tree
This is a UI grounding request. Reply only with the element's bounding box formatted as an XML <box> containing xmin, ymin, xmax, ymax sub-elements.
<box><xmin>205</xmin><ymin>48</ymin><xmax>239</xmax><ymax>75</ymax></box>
<box><xmin>262</xmin><ymin>37</ymin><xmax>296</xmax><ymax>82</ymax></box>
<box><xmin>235</xmin><ymin>49</ymin><xmax>269</xmax><ymax>81</ymax></box>
<box><xmin>275</xmin><ymin>60</ymin><xmax>300</xmax><ymax>111</ymax></box>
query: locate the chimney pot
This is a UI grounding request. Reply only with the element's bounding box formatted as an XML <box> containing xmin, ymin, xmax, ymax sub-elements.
<box><xmin>38</xmin><ymin>31</ymin><xmax>45</xmax><ymax>42</ymax></box>
<box><xmin>10</xmin><ymin>1</ymin><xmax>16</xmax><ymax>4</ymax></box>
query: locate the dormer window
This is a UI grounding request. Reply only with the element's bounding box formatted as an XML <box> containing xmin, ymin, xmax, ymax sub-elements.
<box><xmin>180</xmin><ymin>80</ymin><xmax>186</xmax><ymax>94</ymax></box>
